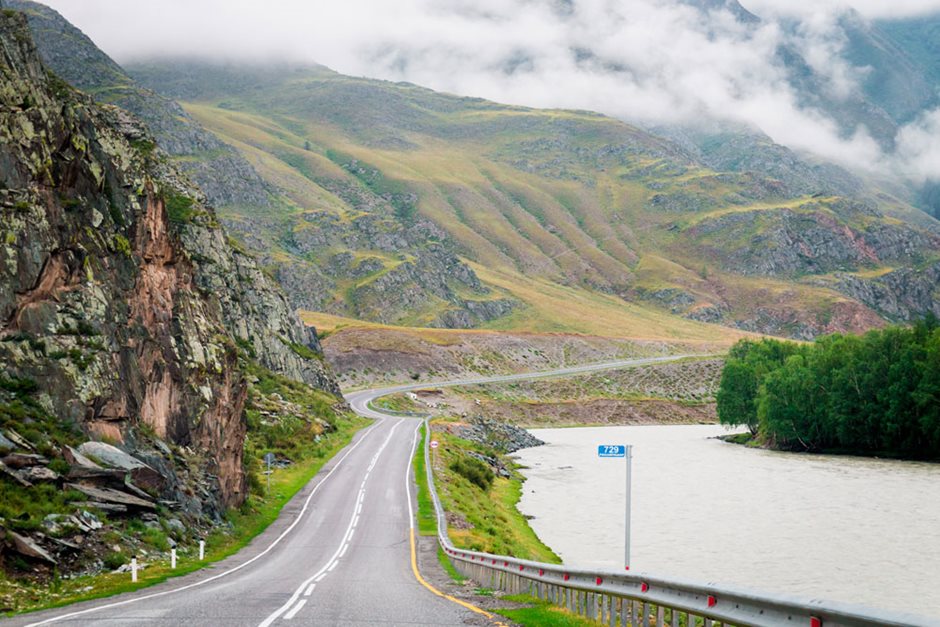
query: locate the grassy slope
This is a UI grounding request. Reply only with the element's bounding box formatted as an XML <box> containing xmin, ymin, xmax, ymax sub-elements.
<box><xmin>167</xmin><ymin>67</ymin><xmax>933</xmax><ymax>341</ymax></box>
<box><xmin>428</xmin><ymin>426</ymin><xmax>558</xmax><ymax>563</ymax></box>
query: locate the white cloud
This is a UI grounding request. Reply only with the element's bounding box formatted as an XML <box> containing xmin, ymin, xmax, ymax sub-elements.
<box><xmin>895</xmin><ymin>109</ymin><xmax>940</xmax><ymax>183</ymax></box>
<box><xmin>36</xmin><ymin>0</ymin><xmax>940</xmax><ymax>182</ymax></box>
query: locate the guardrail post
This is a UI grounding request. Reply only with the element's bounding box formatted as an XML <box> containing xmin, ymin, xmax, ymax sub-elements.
<box><xmin>657</xmin><ymin>605</ymin><xmax>664</xmax><ymax>626</ymax></box>
<box><xmin>608</xmin><ymin>595</ymin><xmax>616</xmax><ymax>627</ymax></box>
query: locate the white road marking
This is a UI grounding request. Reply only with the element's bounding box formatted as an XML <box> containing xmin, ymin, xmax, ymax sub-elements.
<box><xmin>22</xmin><ymin>421</ymin><xmax>382</xmax><ymax>627</ymax></box>
<box><xmin>327</xmin><ymin>561</ymin><xmax>338</xmax><ymax>572</ymax></box>
<box><xmin>405</xmin><ymin>423</ymin><xmax>420</xmax><ymax>530</ymax></box>
<box><xmin>304</xmin><ymin>584</ymin><xmax>315</xmax><ymax>597</ymax></box>
<box><xmin>258</xmin><ymin>419</ymin><xmax>403</xmax><ymax>626</ymax></box>
<box><xmin>339</xmin><ymin>543</ymin><xmax>349</xmax><ymax>558</ymax></box>
<box><xmin>283</xmin><ymin>599</ymin><xmax>306</xmax><ymax>620</ymax></box>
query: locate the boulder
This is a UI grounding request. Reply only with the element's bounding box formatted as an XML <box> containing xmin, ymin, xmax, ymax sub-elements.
<box><xmin>7</xmin><ymin>530</ymin><xmax>56</xmax><ymax>565</ymax></box>
<box><xmin>77</xmin><ymin>442</ymin><xmax>165</xmax><ymax>492</ymax></box>
<box><xmin>0</xmin><ymin>460</ymin><xmax>32</xmax><ymax>487</ymax></box>
<box><xmin>63</xmin><ymin>446</ymin><xmax>102</xmax><ymax>471</ymax></box>
<box><xmin>1</xmin><ymin>453</ymin><xmax>49</xmax><ymax>469</ymax></box>
<box><xmin>0</xmin><ymin>432</ymin><xmax>15</xmax><ymax>453</ymax></box>
<box><xmin>71</xmin><ymin>501</ymin><xmax>127</xmax><ymax>514</ymax></box>
<box><xmin>3</xmin><ymin>429</ymin><xmax>34</xmax><ymax>452</ymax></box>
<box><xmin>19</xmin><ymin>466</ymin><xmax>59</xmax><ymax>483</ymax></box>
<box><xmin>66</xmin><ymin>483</ymin><xmax>155</xmax><ymax>510</ymax></box>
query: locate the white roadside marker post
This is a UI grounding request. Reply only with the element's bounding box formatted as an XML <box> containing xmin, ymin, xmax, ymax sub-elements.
<box><xmin>131</xmin><ymin>556</ymin><xmax>138</xmax><ymax>582</ymax></box>
<box><xmin>199</xmin><ymin>540</ymin><xmax>205</xmax><ymax>560</ymax></box>
<box><xmin>171</xmin><ymin>548</ymin><xmax>177</xmax><ymax>569</ymax></box>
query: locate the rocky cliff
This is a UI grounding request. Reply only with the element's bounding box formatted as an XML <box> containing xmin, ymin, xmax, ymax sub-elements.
<box><xmin>0</xmin><ymin>9</ymin><xmax>342</xmax><ymax>583</ymax></box>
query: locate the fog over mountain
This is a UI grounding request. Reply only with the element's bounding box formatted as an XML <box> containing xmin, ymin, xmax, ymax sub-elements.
<box><xmin>38</xmin><ymin>0</ymin><xmax>940</xmax><ymax>190</ymax></box>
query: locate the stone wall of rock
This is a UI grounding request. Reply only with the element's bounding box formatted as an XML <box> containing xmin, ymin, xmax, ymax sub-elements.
<box><xmin>0</xmin><ymin>9</ymin><xmax>340</xmax><ymax>523</ymax></box>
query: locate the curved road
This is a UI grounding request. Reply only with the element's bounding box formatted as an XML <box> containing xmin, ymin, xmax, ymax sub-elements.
<box><xmin>3</xmin><ymin>355</ymin><xmax>691</xmax><ymax>626</ymax></box>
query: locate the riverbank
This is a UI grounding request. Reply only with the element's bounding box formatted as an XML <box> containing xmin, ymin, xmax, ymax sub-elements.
<box><xmin>424</xmin><ymin>419</ymin><xmax>559</xmax><ymax>563</ymax></box>
<box><xmin>719</xmin><ymin>432</ymin><xmax>940</xmax><ymax>462</ymax></box>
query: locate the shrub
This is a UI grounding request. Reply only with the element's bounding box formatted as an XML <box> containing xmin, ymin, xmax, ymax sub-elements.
<box><xmin>450</xmin><ymin>457</ymin><xmax>494</xmax><ymax>490</ymax></box>
<box><xmin>165</xmin><ymin>192</ymin><xmax>195</xmax><ymax>224</ymax></box>
<box><xmin>103</xmin><ymin>552</ymin><xmax>127</xmax><ymax>570</ymax></box>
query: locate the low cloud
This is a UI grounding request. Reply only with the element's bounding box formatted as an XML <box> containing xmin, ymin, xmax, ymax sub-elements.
<box><xmin>41</xmin><ymin>0</ymin><xmax>940</xmax><ymax>184</ymax></box>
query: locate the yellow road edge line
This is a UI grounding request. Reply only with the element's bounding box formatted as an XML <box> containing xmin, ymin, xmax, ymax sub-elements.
<box><xmin>409</xmin><ymin>529</ymin><xmax>509</xmax><ymax>626</ymax></box>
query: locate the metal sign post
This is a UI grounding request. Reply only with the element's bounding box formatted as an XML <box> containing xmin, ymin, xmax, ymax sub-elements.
<box><xmin>598</xmin><ymin>444</ymin><xmax>632</xmax><ymax>570</ymax></box>
<box><xmin>263</xmin><ymin>452</ymin><xmax>276</xmax><ymax>495</ymax></box>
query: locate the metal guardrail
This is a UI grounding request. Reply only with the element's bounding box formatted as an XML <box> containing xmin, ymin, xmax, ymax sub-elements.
<box><xmin>421</xmin><ymin>418</ymin><xmax>929</xmax><ymax>627</ymax></box>
<box><xmin>365</xmin><ymin>400</ymin><xmax>429</xmax><ymax>418</ymax></box>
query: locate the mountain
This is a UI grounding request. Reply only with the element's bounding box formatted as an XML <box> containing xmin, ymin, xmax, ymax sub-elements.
<box><xmin>127</xmin><ymin>60</ymin><xmax>940</xmax><ymax>340</ymax></box>
<box><xmin>6</xmin><ymin>0</ymin><xmax>510</xmax><ymax>330</ymax></box>
<box><xmin>0</xmin><ymin>7</ymin><xmax>343</xmax><ymax>582</ymax></box>
<box><xmin>12</xmin><ymin>0</ymin><xmax>939</xmax><ymax>342</ymax></box>
<box><xmin>877</xmin><ymin>14</ymin><xmax>940</xmax><ymax>96</ymax></box>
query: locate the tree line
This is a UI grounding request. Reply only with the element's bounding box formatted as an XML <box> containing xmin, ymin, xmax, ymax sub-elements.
<box><xmin>716</xmin><ymin>317</ymin><xmax>940</xmax><ymax>459</ymax></box>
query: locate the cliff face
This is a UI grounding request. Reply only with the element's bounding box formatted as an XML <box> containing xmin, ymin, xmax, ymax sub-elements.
<box><xmin>0</xmin><ymin>7</ymin><xmax>338</xmax><ymax>523</ymax></box>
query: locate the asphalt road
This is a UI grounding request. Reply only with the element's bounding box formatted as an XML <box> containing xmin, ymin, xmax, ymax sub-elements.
<box><xmin>4</xmin><ymin>354</ymin><xmax>691</xmax><ymax>626</ymax></box>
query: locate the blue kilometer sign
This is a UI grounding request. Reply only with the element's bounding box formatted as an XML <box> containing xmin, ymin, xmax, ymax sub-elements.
<box><xmin>598</xmin><ymin>444</ymin><xmax>626</xmax><ymax>458</ymax></box>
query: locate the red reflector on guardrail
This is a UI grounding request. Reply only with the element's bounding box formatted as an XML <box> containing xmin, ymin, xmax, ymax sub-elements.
<box><xmin>810</xmin><ymin>618</ymin><xmax>822</xmax><ymax>627</ymax></box>
<box><xmin>641</xmin><ymin>582</ymin><xmax>649</xmax><ymax>593</ymax></box>
<box><xmin>596</xmin><ymin>577</ymin><xmax>603</xmax><ymax>585</ymax></box>
<box><xmin>564</xmin><ymin>573</ymin><xmax>570</xmax><ymax>581</ymax></box>
<box><xmin>539</xmin><ymin>569</ymin><xmax>545</xmax><ymax>576</ymax></box>
<box><xmin>708</xmin><ymin>596</ymin><xmax>717</xmax><ymax>608</ymax></box>
<box><xmin>492</xmin><ymin>559</ymin><xmax>497</xmax><ymax>564</ymax></box>
<box><xmin>504</xmin><ymin>561</ymin><xmax>509</xmax><ymax>567</ymax></box>
<box><xmin>519</xmin><ymin>565</ymin><xmax>525</xmax><ymax>571</ymax></box>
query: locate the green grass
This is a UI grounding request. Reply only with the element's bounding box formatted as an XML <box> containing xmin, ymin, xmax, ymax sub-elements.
<box><xmin>431</xmin><ymin>427</ymin><xmax>559</xmax><ymax>563</ymax></box>
<box><xmin>413</xmin><ymin>423</ymin><xmax>437</xmax><ymax>536</ymax></box>
<box><xmin>437</xmin><ymin>546</ymin><xmax>466</xmax><ymax>583</ymax></box>
<box><xmin>495</xmin><ymin>595</ymin><xmax>597</xmax><ymax>626</ymax></box>
<box><xmin>164</xmin><ymin>191</ymin><xmax>195</xmax><ymax>223</ymax></box>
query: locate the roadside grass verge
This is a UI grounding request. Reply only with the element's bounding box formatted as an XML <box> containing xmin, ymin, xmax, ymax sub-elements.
<box><xmin>427</xmin><ymin>424</ymin><xmax>559</xmax><ymax>563</ymax></box>
<box><xmin>495</xmin><ymin>594</ymin><xmax>597</xmax><ymax>627</ymax></box>
<box><xmin>2</xmin><ymin>415</ymin><xmax>370</xmax><ymax>617</ymax></box>
<box><xmin>436</xmin><ymin>546</ymin><xmax>466</xmax><ymax>583</ymax></box>
<box><xmin>413</xmin><ymin>423</ymin><xmax>437</xmax><ymax>536</ymax></box>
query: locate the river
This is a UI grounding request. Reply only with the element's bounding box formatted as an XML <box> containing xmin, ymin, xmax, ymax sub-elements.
<box><xmin>513</xmin><ymin>424</ymin><xmax>940</xmax><ymax>616</ymax></box>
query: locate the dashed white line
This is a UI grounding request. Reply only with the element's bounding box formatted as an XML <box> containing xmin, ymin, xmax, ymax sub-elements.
<box><xmin>304</xmin><ymin>584</ymin><xmax>315</xmax><ymax>597</ymax></box>
<box><xmin>283</xmin><ymin>600</ymin><xmax>306</xmax><ymax>620</ymax></box>
<box><xmin>258</xmin><ymin>419</ymin><xmax>403</xmax><ymax>626</ymax></box>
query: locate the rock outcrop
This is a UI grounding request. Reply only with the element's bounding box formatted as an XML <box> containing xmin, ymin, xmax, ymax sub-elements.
<box><xmin>0</xmin><ymin>7</ymin><xmax>339</xmax><ymax>534</ymax></box>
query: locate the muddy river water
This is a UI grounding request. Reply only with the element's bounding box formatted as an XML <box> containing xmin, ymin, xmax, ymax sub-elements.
<box><xmin>513</xmin><ymin>424</ymin><xmax>940</xmax><ymax>616</ymax></box>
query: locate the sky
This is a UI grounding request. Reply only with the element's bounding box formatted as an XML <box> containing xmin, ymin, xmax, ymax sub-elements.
<box><xmin>37</xmin><ymin>0</ymin><xmax>940</xmax><ymax>183</ymax></box>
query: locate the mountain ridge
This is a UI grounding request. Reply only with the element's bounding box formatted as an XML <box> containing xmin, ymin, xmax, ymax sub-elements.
<box><xmin>10</xmin><ymin>0</ymin><xmax>938</xmax><ymax>342</ymax></box>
